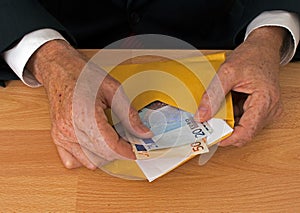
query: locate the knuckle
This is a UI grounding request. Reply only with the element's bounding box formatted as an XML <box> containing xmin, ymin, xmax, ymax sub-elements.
<box><xmin>106</xmin><ymin>143</ymin><xmax>117</xmax><ymax>154</ymax></box>
<box><xmin>219</xmin><ymin>61</ymin><xmax>237</xmax><ymax>77</ymax></box>
<box><xmin>63</xmin><ymin>160</ymin><xmax>77</xmax><ymax>169</ymax></box>
<box><xmin>88</xmin><ymin>165</ymin><xmax>98</xmax><ymax>170</ymax></box>
<box><xmin>201</xmin><ymin>92</ymin><xmax>210</xmax><ymax>102</ymax></box>
<box><xmin>199</xmin><ymin>94</ymin><xmax>211</xmax><ymax>109</ymax></box>
<box><xmin>243</xmin><ymin>132</ymin><xmax>254</xmax><ymax>144</ymax></box>
<box><xmin>234</xmin><ymin>129</ymin><xmax>255</xmax><ymax>146</ymax></box>
<box><xmin>103</xmin><ymin>75</ymin><xmax>121</xmax><ymax>92</ymax></box>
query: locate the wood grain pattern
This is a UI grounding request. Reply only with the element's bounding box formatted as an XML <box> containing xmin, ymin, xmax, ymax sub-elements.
<box><xmin>0</xmin><ymin>50</ymin><xmax>300</xmax><ymax>212</ymax></box>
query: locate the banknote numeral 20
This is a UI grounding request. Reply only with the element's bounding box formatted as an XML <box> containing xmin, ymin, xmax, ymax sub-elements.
<box><xmin>192</xmin><ymin>128</ymin><xmax>205</xmax><ymax>138</ymax></box>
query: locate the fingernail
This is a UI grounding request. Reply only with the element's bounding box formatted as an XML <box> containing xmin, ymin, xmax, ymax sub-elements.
<box><xmin>195</xmin><ymin>106</ymin><xmax>208</xmax><ymax>121</ymax></box>
<box><xmin>138</xmin><ymin>124</ymin><xmax>153</xmax><ymax>137</ymax></box>
<box><xmin>140</xmin><ymin>129</ymin><xmax>154</xmax><ymax>138</ymax></box>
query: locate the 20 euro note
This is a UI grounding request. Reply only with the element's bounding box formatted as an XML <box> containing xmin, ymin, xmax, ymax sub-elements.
<box><xmin>131</xmin><ymin>122</ymin><xmax>232</xmax><ymax>181</ymax></box>
<box><xmin>118</xmin><ymin>101</ymin><xmax>233</xmax><ymax>182</ymax></box>
<box><xmin>125</xmin><ymin>102</ymin><xmax>213</xmax><ymax>151</ymax></box>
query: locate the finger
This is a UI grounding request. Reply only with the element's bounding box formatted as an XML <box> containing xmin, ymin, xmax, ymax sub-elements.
<box><xmin>218</xmin><ymin>93</ymin><xmax>268</xmax><ymax>147</ymax></box>
<box><xmin>218</xmin><ymin>125</ymin><xmax>249</xmax><ymax>147</ymax></box>
<box><xmin>56</xmin><ymin>146</ymin><xmax>82</xmax><ymax>169</ymax></box>
<box><xmin>80</xmin><ymin>147</ymin><xmax>110</xmax><ymax>167</ymax></box>
<box><xmin>75</xmin><ymin>113</ymin><xmax>136</xmax><ymax>161</ymax></box>
<box><xmin>93</xmin><ymin>115</ymin><xmax>137</xmax><ymax>160</ymax></box>
<box><xmin>55</xmin><ymin>139</ymin><xmax>97</xmax><ymax>170</ymax></box>
<box><xmin>194</xmin><ymin>64</ymin><xmax>235</xmax><ymax>122</ymax></box>
<box><xmin>103</xmin><ymin>77</ymin><xmax>153</xmax><ymax>138</ymax></box>
<box><xmin>120</xmin><ymin>105</ymin><xmax>154</xmax><ymax>138</ymax></box>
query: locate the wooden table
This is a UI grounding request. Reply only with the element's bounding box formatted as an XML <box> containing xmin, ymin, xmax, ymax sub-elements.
<box><xmin>0</xmin><ymin>50</ymin><xmax>300</xmax><ymax>212</ymax></box>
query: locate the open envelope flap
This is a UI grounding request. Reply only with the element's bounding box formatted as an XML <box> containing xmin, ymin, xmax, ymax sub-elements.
<box><xmin>101</xmin><ymin>52</ymin><xmax>234</xmax><ymax>180</ymax></box>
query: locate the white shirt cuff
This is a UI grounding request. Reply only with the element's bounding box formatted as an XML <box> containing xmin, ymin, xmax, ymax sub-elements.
<box><xmin>245</xmin><ymin>10</ymin><xmax>300</xmax><ymax>65</ymax></box>
<box><xmin>2</xmin><ymin>28</ymin><xmax>67</xmax><ymax>87</ymax></box>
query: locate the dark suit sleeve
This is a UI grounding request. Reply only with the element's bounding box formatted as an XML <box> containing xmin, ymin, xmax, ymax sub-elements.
<box><xmin>0</xmin><ymin>0</ymin><xmax>74</xmax><ymax>53</ymax></box>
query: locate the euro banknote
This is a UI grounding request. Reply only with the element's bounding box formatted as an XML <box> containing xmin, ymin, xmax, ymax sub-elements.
<box><xmin>125</xmin><ymin>102</ymin><xmax>212</xmax><ymax>151</ymax></box>
<box><xmin>117</xmin><ymin>101</ymin><xmax>233</xmax><ymax>182</ymax></box>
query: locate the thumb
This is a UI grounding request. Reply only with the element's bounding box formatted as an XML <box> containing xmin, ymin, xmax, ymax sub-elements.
<box><xmin>105</xmin><ymin>80</ymin><xmax>153</xmax><ymax>139</ymax></box>
<box><xmin>124</xmin><ymin>106</ymin><xmax>154</xmax><ymax>138</ymax></box>
<box><xmin>194</xmin><ymin>65</ymin><xmax>234</xmax><ymax>122</ymax></box>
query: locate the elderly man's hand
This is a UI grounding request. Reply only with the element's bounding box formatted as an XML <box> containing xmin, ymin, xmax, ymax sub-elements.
<box><xmin>195</xmin><ymin>26</ymin><xmax>286</xmax><ymax>147</ymax></box>
<box><xmin>27</xmin><ymin>40</ymin><xmax>152</xmax><ymax>169</ymax></box>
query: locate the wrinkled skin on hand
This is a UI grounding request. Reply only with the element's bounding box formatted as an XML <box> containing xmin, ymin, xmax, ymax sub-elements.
<box><xmin>27</xmin><ymin>40</ymin><xmax>152</xmax><ymax>169</ymax></box>
<box><xmin>195</xmin><ymin>26</ymin><xmax>286</xmax><ymax>147</ymax></box>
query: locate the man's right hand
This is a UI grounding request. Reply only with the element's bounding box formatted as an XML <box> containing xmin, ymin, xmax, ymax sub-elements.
<box><xmin>26</xmin><ymin>40</ymin><xmax>152</xmax><ymax>169</ymax></box>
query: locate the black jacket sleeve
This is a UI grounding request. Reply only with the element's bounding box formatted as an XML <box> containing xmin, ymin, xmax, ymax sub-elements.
<box><xmin>0</xmin><ymin>0</ymin><xmax>300</xmax><ymax>84</ymax></box>
<box><xmin>0</xmin><ymin>0</ymin><xmax>73</xmax><ymax>52</ymax></box>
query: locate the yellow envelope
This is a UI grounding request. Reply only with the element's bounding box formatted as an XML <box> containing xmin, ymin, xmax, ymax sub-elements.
<box><xmin>101</xmin><ymin>52</ymin><xmax>234</xmax><ymax>180</ymax></box>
